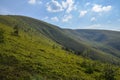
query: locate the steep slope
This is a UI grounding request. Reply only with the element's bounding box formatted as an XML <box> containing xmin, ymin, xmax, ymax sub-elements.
<box><xmin>0</xmin><ymin>15</ymin><xmax>120</xmax><ymax>65</ymax></box>
<box><xmin>0</xmin><ymin>15</ymin><xmax>120</xmax><ymax>80</ymax></box>
<box><xmin>0</xmin><ymin>17</ymin><xmax>94</xmax><ymax>80</ymax></box>
<box><xmin>0</xmin><ymin>15</ymin><xmax>88</xmax><ymax>53</ymax></box>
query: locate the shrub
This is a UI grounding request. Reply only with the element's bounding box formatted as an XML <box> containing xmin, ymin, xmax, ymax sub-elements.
<box><xmin>0</xmin><ymin>28</ymin><xmax>4</xmax><ymax>43</ymax></box>
<box><xmin>102</xmin><ymin>64</ymin><xmax>117</xmax><ymax>80</ymax></box>
<box><xmin>13</xmin><ymin>25</ymin><xmax>19</xmax><ymax>36</ymax></box>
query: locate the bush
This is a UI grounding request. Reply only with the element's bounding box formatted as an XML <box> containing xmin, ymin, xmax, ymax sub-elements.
<box><xmin>102</xmin><ymin>64</ymin><xmax>117</xmax><ymax>80</ymax></box>
<box><xmin>0</xmin><ymin>28</ymin><xmax>4</xmax><ymax>43</ymax></box>
<box><xmin>81</xmin><ymin>60</ymin><xmax>94</xmax><ymax>74</ymax></box>
<box><xmin>85</xmin><ymin>64</ymin><xmax>94</xmax><ymax>74</ymax></box>
<box><xmin>13</xmin><ymin>25</ymin><xmax>19</xmax><ymax>36</ymax></box>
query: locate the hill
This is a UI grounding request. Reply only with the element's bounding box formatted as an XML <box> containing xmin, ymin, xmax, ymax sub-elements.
<box><xmin>0</xmin><ymin>15</ymin><xmax>120</xmax><ymax>80</ymax></box>
<box><xmin>0</xmin><ymin>15</ymin><xmax>120</xmax><ymax>64</ymax></box>
<box><xmin>64</xmin><ymin>29</ymin><xmax>120</xmax><ymax>62</ymax></box>
<box><xmin>74</xmin><ymin>29</ymin><xmax>120</xmax><ymax>56</ymax></box>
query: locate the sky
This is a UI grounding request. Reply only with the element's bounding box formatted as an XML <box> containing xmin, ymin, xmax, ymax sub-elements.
<box><xmin>0</xmin><ymin>0</ymin><xmax>120</xmax><ymax>31</ymax></box>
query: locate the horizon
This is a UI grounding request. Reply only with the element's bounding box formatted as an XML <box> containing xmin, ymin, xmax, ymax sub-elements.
<box><xmin>0</xmin><ymin>0</ymin><xmax>120</xmax><ymax>31</ymax></box>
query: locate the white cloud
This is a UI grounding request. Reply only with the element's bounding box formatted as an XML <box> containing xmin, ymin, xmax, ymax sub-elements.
<box><xmin>28</xmin><ymin>0</ymin><xmax>36</xmax><ymax>4</ymax></box>
<box><xmin>79</xmin><ymin>10</ymin><xmax>87</xmax><ymax>17</ymax></box>
<box><xmin>92</xmin><ymin>4</ymin><xmax>112</xmax><ymax>12</ymax></box>
<box><xmin>85</xmin><ymin>2</ymin><xmax>90</xmax><ymax>6</ymax></box>
<box><xmin>51</xmin><ymin>17</ymin><xmax>59</xmax><ymax>22</ymax></box>
<box><xmin>102</xmin><ymin>6</ymin><xmax>112</xmax><ymax>12</ymax></box>
<box><xmin>46</xmin><ymin>0</ymin><xmax>76</xmax><ymax>13</ymax></box>
<box><xmin>46</xmin><ymin>0</ymin><xmax>63</xmax><ymax>12</ymax></box>
<box><xmin>62</xmin><ymin>14</ymin><xmax>72</xmax><ymax>22</ymax></box>
<box><xmin>91</xmin><ymin>17</ymin><xmax>96</xmax><ymax>21</ymax></box>
<box><xmin>62</xmin><ymin>0</ymin><xmax>76</xmax><ymax>13</ymax></box>
<box><xmin>28</xmin><ymin>0</ymin><xmax>42</xmax><ymax>5</ymax></box>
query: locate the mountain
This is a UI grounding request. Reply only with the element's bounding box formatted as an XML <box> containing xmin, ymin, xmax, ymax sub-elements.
<box><xmin>0</xmin><ymin>15</ymin><xmax>120</xmax><ymax>64</ymax></box>
<box><xmin>64</xmin><ymin>29</ymin><xmax>120</xmax><ymax>64</ymax></box>
<box><xmin>72</xmin><ymin>29</ymin><xmax>120</xmax><ymax>57</ymax></box>
<box><xmin>0</xmin><ymin>15</ymin><xmax>120</xmax><ymax>80</ymax></box>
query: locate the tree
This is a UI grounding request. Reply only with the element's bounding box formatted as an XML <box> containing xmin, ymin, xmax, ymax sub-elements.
<box><xmin>103</xmin><ymin>64</ymin><xmax>117</xmax><ymax>80</ymax></box>
<box><xmin>85</xmin><ymin>63</ymin><xmax>94</xmax><ymax>74</ymax></box>
<box><xmin>0</xmin><ymin>28</ymin><xmax>4</xmax><ymax>43</ymax></box>
<box><xmin>52</xmin><ymin>44</ymin><xmax>56</xmax><ymax>49</ymax></box>
<box><xmin>81</xmin><ymin>60</ymin><xmax>94</xmax><ymax>74</ymax></box>
<box><xmin>81</xmin><ymin>49</ymin><xmax>90</xmax><ymax>58</ymax></box>
<box><xmin>13</xmin><ymin>25</ymin><xmax>19</xmax><ymax>36</ymax></box>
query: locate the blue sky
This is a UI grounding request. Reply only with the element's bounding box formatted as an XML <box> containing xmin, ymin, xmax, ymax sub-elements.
<box><xmin>0</xmin><ymin>0</ymin><xmax>120</xmax><ymax>31</ymax></box>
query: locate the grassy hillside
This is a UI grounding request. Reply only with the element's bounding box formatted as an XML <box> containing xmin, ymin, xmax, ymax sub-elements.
<box><xmin>0</xmin><ymin>15</ymin><xmax>120</xmax><ymax>65</ymax></box>
<box><xmin>0</xmin><ymin>15</ymin><xmax>120</xmax><ymax>80</ymax></box>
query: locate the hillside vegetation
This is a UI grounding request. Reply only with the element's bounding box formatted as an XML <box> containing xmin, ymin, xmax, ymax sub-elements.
<box><xmin>0</xmin><ymin>15</ymin><xmax>120</xmax><ymax>65</ymax></box>
<box><xmin>65</xmin><ymin>29</ymin><xmax>120</xmax><ymax>64</ymax></box>
<box><xmin>0</xmin><ymin>15</ymin><xmax>120</xmax><ymax>80</ymax></box>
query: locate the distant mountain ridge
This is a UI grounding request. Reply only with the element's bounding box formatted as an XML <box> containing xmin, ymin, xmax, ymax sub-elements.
<box><xmin>72</xmin><ymin>30</ymin><xmax>120</xmax><ymax>57</ymax></box>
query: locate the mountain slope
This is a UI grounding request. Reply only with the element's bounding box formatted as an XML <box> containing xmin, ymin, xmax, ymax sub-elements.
<box><xmin>0</xmin><ymin>15</ymin><xmax>120</xmax><ymax>65</ymax></box>
<box><xmin>0</xmin><ymin>16</ymin><xmax>93</xmax><ymax>80</ymax></box>
<box><xmin>64</xmin><ymin>29</ymin><xmax>120</xmax><ymax>61</ymax></box>
<box><xmin>0</xmin><ymin>15</ymin><xmax>120</xmax><ymax>80</ymax></box>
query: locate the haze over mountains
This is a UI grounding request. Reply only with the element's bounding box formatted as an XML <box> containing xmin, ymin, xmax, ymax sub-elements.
<box><xmin>0</xmin><ymin>15</ymin><xmax>120</xmax><ymax>80</ymax></box>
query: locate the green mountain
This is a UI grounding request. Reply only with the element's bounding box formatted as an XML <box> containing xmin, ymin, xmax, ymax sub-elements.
<box><xmin>71</xmin><ymin>29</ymin><xmax>120</xmax><ymax>57</ymax></box>
<box><xmin>1</xmin><ymin>15</ymin><xmax>120</xmax><ymax>64</ymax></box>
<box><xmin>0</xmin><ymin>15</ymin><xmax>120</xmax><ymax>80</ymax></box>
<box><xmin>64</xmin><ymin>29</ymin><xmax>120</xmax><ymax>64</ymax></box>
